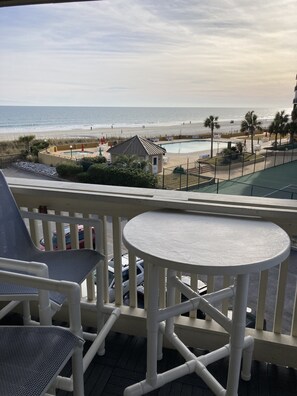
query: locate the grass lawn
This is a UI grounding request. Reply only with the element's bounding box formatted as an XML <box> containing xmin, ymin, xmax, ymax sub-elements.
<box><xmin>157</xmin><ymin>172</ymin><xmax>212</xmax><ymax>190</ymax></box>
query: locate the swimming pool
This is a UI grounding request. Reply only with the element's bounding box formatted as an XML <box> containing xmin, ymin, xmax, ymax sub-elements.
<box><xmin>160</xmin><ymin>140</ymin><xmax>229</xmax><ymax>154</ymax></box>
<box><xmin>63</xmin><ymin>150</ymin><xmax>94</xmax><ymax>157</ymax></box>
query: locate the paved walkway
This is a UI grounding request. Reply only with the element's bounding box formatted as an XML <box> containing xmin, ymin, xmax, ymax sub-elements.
<box><xmin>2</xmin><ymin>163</ymin><xmax>60</xmax><ymax>181</ymax></box>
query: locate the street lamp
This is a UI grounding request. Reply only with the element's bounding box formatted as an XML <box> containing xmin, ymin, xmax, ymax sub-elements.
<box><xmin>70</xmin><ymin>145</ymin><xmax>73</xmax><ymax>159</ymax></box>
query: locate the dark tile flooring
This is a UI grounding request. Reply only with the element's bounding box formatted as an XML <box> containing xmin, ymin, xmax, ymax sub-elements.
<box><xmin>57</xmin><ymin>330</ymin><xmax>297</xmax><ymax>396</ymax></box>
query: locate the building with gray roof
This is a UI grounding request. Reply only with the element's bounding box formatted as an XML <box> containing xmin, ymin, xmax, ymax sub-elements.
<box><xmin>107</xmin><ymin>135</ymin><xmax>166</xmax><ymax>174</ymax></box>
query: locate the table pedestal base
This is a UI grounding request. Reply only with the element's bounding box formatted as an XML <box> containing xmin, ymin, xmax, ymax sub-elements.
<box><xmin>124</xmin><ymin>268</ymin><xmax>254</xmax><ymax>396</ymax></box>
<box><xmin>125</xmin><ymin>334</ymin><xmax>253</xmax><ymax>396</ymax></box>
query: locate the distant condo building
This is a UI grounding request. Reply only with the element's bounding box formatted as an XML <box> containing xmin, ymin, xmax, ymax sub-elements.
<box><xmin>293</xmin><ymin>74</ymin><xmax>297</xmax><ymax>110</ymax></box>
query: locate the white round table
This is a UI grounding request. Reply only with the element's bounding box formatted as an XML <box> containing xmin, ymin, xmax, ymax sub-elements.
<box><xmin>123</xmin><ymin>210</ymin><xmax>291</xmax><ymax>396</ymax></box>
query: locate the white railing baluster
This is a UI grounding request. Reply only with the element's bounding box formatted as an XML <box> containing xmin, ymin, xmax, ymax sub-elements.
<box><xmin>189</xmin><ymin>273</ymin><xmax>198</xmax><ymax>318</ymax></box>
<box><xmin>100</xmin><ymin>216</ymin><xmax>109</xmax><ymax>303</ymax></box>
<box><xmin>291</xmin><ymin>287</ymin><xmax>297</xmax><ymax>336</ymax></box>
<box><xmin>256</xmin><ymin>269</ymin><xmax>269</xmax><ymax>330</ymax></box>
<box><xmin>56</xmin><ymin>213</ymin><xmax>66</xmax><ymax>251</ymax></box>
<box><xmin>41</xmin><ymin>214</ymin><xmax>52</xmax><ymax>251</ymax></box>
<box><xmin>112</xmin><ymin>216</ymin><xmax>123</xmax><ymax>306</ymax></box>
<box><xmin>28</xmin><ymin>207</ymin><xmax>39</xmax><ymax>246</ymax></box>
<box><xmin>273</xmin><ymin>259</ymin><xmax>289</xmax><ymax>334</ymax></box>
<box><xmin>205</xmin><ymin>275</ymin><xmax>214</xmax><ymax>321</ymax></box>
<box><xmin>128</xmin><ymin>251</ymin><xmax>137</xmax><ymax>308</ymax></box>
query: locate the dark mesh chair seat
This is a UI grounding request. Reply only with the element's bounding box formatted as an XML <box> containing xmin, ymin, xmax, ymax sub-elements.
<box><xmin>0</xmin><ymin>326</ymin><xmax>82</xmax><ymax>396</ymax></box>
<box><xmin>0</xmin><ymin>249</ymin><xmax>100</xmax><ymax>305</ymax></box>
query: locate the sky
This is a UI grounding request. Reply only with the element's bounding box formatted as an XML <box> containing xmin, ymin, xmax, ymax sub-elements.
<box><xmin>0</xmin><ymin>0</ymin><xmax>296</xmax><ymax>107</ymax></box>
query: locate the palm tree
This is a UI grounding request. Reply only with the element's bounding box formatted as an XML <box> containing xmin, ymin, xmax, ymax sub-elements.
<box><xmin>268</xmin><ymin>121</ymin><xmax>277</xmax><ymax>146</ymax></box>
<box><xmin>287</xmin><ymin>121</ymin><xmax>297</xmax><ymax>146</ymax></box>
<box><xmin>204</xmin><ymin>115</ymin><xmax>220</xmax><ymax>158</ymax></box>
<box><xmin>18</xmin><ymin>134</ymin><xmax>35</xmax><ymax>154</ymax></box>
<box><xmin>240</xmin><ymin>111</ymin><xmax>262</xmax><ymax>154</ymax></box>
<box><xmin>287</xmin><ymin>107</ymin><xmax>297</xmax><ymax>145</ymax></box>
<box><xmin>268</xmin><ymin>110</ymin><xmax>289</xmax><ymax>147</ymax></box>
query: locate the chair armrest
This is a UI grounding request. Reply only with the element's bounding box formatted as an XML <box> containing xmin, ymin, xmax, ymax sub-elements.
<box><xmin>0</xmin><ymin>269</ymin><xmax>82</xmax><ymax>336</ymax></box>
<box><xmin>0</xmin><ymin>257</ymin><xmax>49</xmax><ymax>278</ymax></box>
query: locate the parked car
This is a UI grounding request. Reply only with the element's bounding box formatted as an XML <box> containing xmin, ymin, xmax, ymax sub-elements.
<box><xmin>39</xmin><ymin>225</ymin><xmax>95</xmax><ymax>251</ymax></box>
<box><xmin>227</xmin><ymin>307</ymin><xmax>262</xmax><ymax>329</ymax></box>
<box><xmin>107</xmin><ymin>253</ymin><xmax>144</xmax><ymax>303</ymax></box>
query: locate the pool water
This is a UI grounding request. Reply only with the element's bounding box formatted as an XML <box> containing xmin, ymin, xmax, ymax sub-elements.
<box><xmin>63</xmin><ymin>150</ymin><xmax>94</xmax><ymax>156</ymax></box>
<box><xmin>160</xmin><ymin>140</ymin><xmax>229</xmax><ymax>154</ymax></box>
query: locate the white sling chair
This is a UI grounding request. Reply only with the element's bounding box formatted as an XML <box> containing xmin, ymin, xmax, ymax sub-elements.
<box><xmin>0</xmin><ymin>268</ymin><xmax>84</xmax><ymax>396</ymax></box>
<box><xmin>0</xmin><ymin>171</ymin><xmax>120</xmax><ymax>393</ymax></box>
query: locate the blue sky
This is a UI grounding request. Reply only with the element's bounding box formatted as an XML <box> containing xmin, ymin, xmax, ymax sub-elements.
<box><xmin>0</xmin><ymin>0</ymin><xmax>296</xmax><ymax>107</ymax></box>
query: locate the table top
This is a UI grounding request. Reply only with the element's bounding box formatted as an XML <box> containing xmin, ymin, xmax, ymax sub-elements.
<box><xmin>123</xmin><ymin>210</ymin><xmax>291</xmax><ymax>275</ymax></box>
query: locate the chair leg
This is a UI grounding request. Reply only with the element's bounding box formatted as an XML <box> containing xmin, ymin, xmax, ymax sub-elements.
<box><xmin>72</xmin><ymin>343</ymin><xmax>85</xmax><ymax>396</ymax></box>
<box><xmin>22</xmin><ymin>300</ymin><xmax>32</xmax><ymax>325</ymax></box>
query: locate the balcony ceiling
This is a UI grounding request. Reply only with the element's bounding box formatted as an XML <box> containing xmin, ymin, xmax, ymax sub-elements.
<box><xmin>0</xmin><ymin>0</ymin><xmax>99</xmax><ymax>7</ymax></box>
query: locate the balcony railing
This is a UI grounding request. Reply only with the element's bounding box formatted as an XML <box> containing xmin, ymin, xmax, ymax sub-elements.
<box><xmin>6</xmin><ymin>176</ymin><xmax>297</xmax><ymax>369</ymax></box>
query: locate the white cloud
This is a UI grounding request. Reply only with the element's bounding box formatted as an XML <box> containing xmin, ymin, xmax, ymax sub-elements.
<box><xmin>0</xmin><ymin>0</ymin><xmax>296</xmax><ymax>106</ymax></box>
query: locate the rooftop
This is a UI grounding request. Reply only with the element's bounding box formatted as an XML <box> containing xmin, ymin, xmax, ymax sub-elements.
<box><xmin>107</xmin><ymin>135</ymin><xmax>166</xmax><ymax>157</ymax></box>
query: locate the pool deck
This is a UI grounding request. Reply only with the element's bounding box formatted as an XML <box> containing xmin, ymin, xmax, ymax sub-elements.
<box><xmin>48</xmin><ymin>135</ymin><xmax>273</xmax><ymax>172</ymax></box>
<box><xmin>162</xmin><ymin>137</ymin><xmax>273</xmax><ymax>169</ymax></box>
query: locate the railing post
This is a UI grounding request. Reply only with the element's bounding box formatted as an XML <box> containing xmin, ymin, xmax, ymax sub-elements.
<box><xmin>162</xmin><ymin>169</ymin><xmax>165</xmax><ymax>189</ymax></box>
<box><xmin>264</xmin><ymin>150</ymin><xmax>268</xmax><ymax>169</ymax></box>
<box><xmin>228</xmin><ymin>157</ymin><xmax>231</xmax><ymax>180</ymax></box>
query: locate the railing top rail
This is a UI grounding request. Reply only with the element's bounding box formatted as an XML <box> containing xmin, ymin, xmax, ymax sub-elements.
<box><xmin>7</xmin><ymin>177</ymin><xmax>297</xmax><ymax>221</ymax></box>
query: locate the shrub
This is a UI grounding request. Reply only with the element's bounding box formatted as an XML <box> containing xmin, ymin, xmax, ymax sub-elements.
<box><xmin>87</xmin><ymin>164</ymin><xmax>157</xmax><ymax>188</ymax></box>
<box><xmin>75</xmin><ymin>172</ymin><xmax>93</xmax><ymax>184</ymax></box>
<box><xmin>56</xmin><ymin>162</ymin><xmax>84</xmax><ymax>179</ymax></box>
<box><xmin>173</xmin><ymin>166</ymin><xmax>185</xmax><ymax>174</ymax></box>
<box><xmin>78</xmin><ymin>156</ymin><xmax>107</xmax><ymax>172</ymax></box>
<box><xmin>31</xmin><ymin>140</ymin><xmax>49</xmax><ymax>156</ymax></box>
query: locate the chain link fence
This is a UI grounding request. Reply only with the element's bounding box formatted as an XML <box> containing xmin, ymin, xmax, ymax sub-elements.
<box><xmin>159</xmin><ymin>147</ymin><xmax>297</xmax><ymax>191</ymax></box>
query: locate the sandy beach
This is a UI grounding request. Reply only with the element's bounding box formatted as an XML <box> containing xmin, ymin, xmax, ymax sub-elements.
<box><xmin>0</xmin><ymin>118</ymin><xmax>249</xmax><ymax>142</ymax></box>
<box><xmin>0</xmin><ymin>118</ymin><xmax>271</xmax><ymax>171</ymax></box>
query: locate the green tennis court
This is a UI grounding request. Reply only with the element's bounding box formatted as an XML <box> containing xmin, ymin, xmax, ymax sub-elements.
<box><xmin>196</xmin><ymin>161</ymin><xmax>297</xmax><ymax>199</ymax></box>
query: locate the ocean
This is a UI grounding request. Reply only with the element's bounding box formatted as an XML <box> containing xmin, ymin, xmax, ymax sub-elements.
<box><xmin>0</xmin><ymin>106</ymin><xmax>292</xmax><ymax>136</ymax></box>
